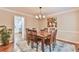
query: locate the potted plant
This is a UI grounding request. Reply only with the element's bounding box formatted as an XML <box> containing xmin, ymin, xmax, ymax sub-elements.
<box><xmin>0</xmin><ymin>25</ymin><xmax>12</xmax><ymax>46</ymax></box>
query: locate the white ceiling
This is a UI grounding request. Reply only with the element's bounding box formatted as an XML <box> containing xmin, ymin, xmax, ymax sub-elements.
<box><xmin>4</xmin><ymin>7</ymin><xmax>78</xmax><ymax>15</ymax></box>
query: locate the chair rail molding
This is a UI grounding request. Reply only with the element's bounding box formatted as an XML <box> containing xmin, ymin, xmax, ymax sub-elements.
<box><xmin>58</xmin><ymin>29</ymin><xmax>79</xmax><ymax>34</ymax></box>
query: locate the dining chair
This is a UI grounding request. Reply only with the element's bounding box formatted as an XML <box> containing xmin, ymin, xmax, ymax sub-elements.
<box><xmin>52</xmin><ymin>29</ymin><xmax>57</xmax><ymax>50</ymax></box>
<box><xmin>30</xmin><ymin>30</ymin><xmax>37</xmax><ymax>48</ymax></box>
<box><xmin>44</xmin><ymin>34</ymin><xmax>52</xmax><ymax>52</ymax></box>
<box><xmin>44</xmin><ymin>29</ymin><xmax>57</xmax><ymax>52</ymax></box>
<box><xmin>26</xmin><ymin>29</ymin><xmax>32</xmax><ymax>45</ymax></box>
<box><xmin>31</xmin><ymin>30</ymin><xmax>42</xmax><ymax>51</ymax></box>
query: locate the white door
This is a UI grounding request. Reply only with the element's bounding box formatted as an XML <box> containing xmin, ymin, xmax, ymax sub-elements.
<box><xmin>14</xmin><ymin>16</ymin><xmax>24</xmax><ymax>51</ymax></box>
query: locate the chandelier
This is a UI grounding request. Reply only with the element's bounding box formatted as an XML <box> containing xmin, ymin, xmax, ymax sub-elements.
<box><xmin>35</xmin><ymin>7</ymin><xmax>46</xmax><ymax>20</ymax></box>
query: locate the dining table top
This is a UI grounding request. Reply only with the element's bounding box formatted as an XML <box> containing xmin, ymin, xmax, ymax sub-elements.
<box><xmin>37</xmin><ymin>32</ymin><xmax>51</xmax><ymax>38</ymax></box>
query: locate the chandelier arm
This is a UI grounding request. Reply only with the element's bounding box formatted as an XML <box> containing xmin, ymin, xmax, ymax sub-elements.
<box><xmin>39</xmin><ymin>7</ymin><xmax>42</xmax><ymax>14</ymax></box>
<box><xmin>35</xmin><ymin>7</ymin><xmax>45</xmax><ymax>20</ymax></box>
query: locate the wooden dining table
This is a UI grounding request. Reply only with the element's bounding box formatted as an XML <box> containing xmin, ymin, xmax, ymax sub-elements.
<box><xmin>37</xmin><ymin>32</ymin><xmax>51</xmax><ymax>52</ymax></box>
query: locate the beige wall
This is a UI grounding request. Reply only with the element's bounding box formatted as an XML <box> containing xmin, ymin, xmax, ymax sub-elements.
<box><xmin>0</xmin><ymin>9</ymin><xmax>39</xmax><ymax>29</ymax></box>
<box><xmin>0</xmin><ymin>9</ymin><xmax>38</xmax><ymax>42</ymax></box>
<box><xmin>25</xmin><ymin>16</ymin><xmax>38</xmax><ymax>29</ymax></box>
<box><xmin>40</xmin><ymin>10</ymin><xmax>79</xmax><ymax>40</ymax></box>
<box><xmin>38</xmin><ymin>19</ymin><xmax>47</xmax><ymax>30</ymax></box>
<box><xmin>0</xmin><ymin>10</ymin><xmax>14</xmax><ymax>29</ymax></box>
<box><xmin>56</xmin><ymin>11</ymin><xmax>79</xmax><ymax>40</ymax></box>
<box><xmin>0</xmin><ymin>8</ymin><xmax>79</xmax><ymax>41</ymax></box>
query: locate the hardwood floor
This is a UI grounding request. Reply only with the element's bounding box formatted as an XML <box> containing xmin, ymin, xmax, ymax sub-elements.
<box><xmin>0</xmin><ymin>43</ymin><xmax>13</xmax><ymax>52</ymax></box>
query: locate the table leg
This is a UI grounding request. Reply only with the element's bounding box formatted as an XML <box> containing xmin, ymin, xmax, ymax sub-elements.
<box><xmin>31</xmin><ymin>41</ymin><xmax>34</xmax><ymax>49</ymax></box>
<box><xmin>49</xmin><ymin>44</ymin><xmax>51</xmax><ymax>52</ymax></box>
<box><xmin>36</xmin><ymin>42</ymin><xmax>38</xmax><ymax>51</ymax></box>
<box><xmin>41</xmin><ymin>39</ymin><xmax>44</xmax><ymax>52</ymax></box>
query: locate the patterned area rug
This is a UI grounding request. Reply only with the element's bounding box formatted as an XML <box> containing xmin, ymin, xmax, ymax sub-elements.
<box><xmin>14</xmin><ymin>34</ymin><xmax>75</xmax><ymax>52</ymax></box>
<box><xmin>14</xmin><ymin>40</ymin><xmax>75</xmax><ymax>52</ymax></box>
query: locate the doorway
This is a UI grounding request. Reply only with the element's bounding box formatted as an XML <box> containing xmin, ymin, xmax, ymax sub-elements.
<box><xmin>14</xmin><ymin>16</ymin><xmax>24</xmax><ymax>51</ymax></box>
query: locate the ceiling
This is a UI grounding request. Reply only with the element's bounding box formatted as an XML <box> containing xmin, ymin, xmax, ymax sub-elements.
<box><xmin>4</xmin><ymin>7</ymin><xmax>78</xmax><ymax>16</ymax></box>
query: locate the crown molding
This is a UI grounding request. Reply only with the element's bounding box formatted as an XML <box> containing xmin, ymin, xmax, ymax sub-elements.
<box><xmin>0</xmin><ymin>8</ymin><xmax>79</xmax><ymax>18</ymax></box>
<box><xmin>0</xmin><ymin>8</ymin><xmax>33</xmax><ymax>17</ymax></box>
<box><xmin>47</xmin><ymin>8</ymin><xmax>79</xmax><ymax>17</ymax></box>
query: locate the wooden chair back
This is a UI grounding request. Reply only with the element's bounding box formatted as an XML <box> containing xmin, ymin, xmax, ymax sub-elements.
<box><xmin>45</xmin><ymin>29</ymin><xmax>57</xmax><ymax>45</ymax></box>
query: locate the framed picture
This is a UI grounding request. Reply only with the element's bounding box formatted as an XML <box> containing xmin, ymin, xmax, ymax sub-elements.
<box><xmin>47</xmin><ymin>17</ymin><xmax>57</xmax><ymax>27</ymax></box>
